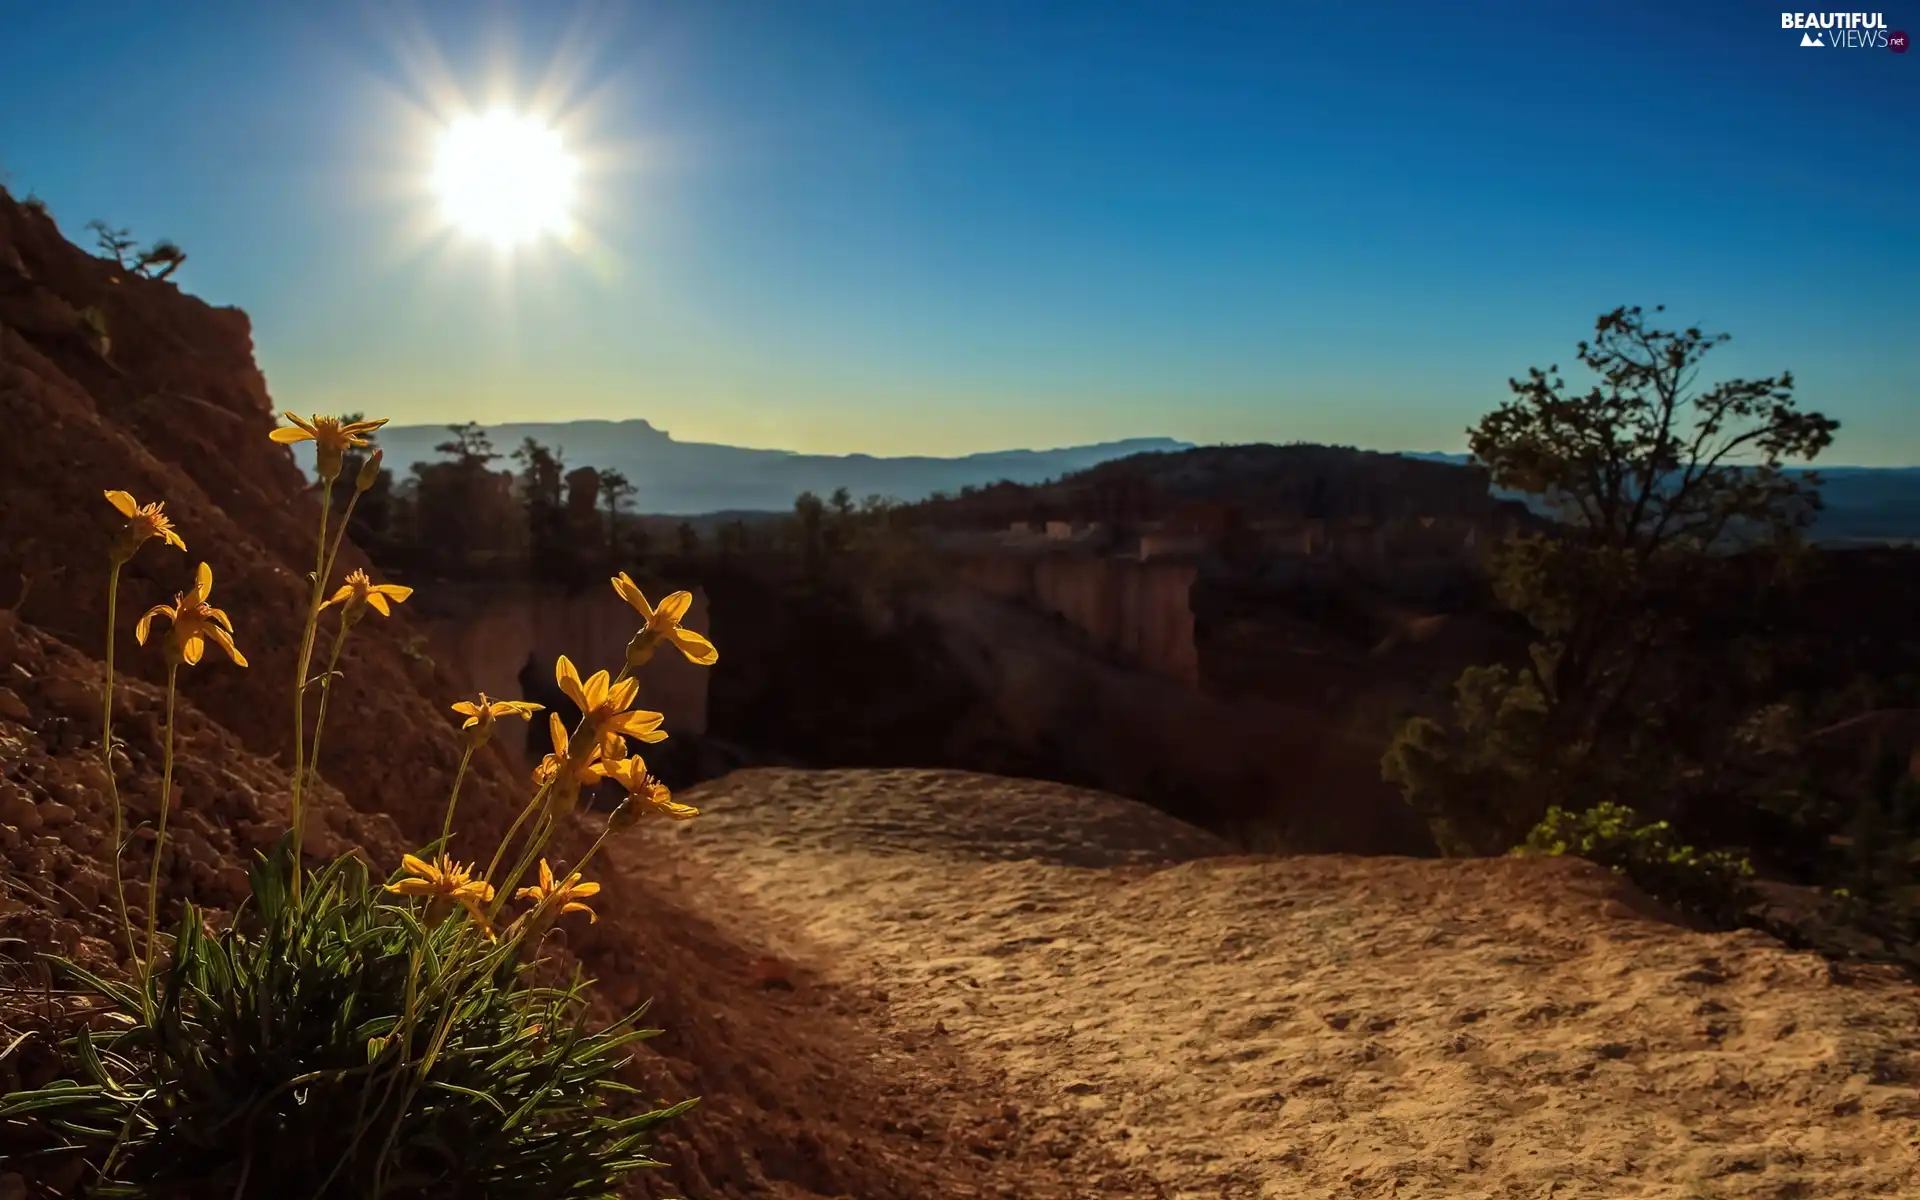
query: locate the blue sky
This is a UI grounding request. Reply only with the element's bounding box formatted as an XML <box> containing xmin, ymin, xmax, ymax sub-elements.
<box><xmin>2</xmin><ymin>1</ymin><xmax>1914</xmax><ymax>462</ymax></box>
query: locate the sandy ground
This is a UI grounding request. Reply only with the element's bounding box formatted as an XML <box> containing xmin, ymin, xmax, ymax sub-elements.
<box><xmin>620</xmin><ymin>767</ymin><xmax>1920</xmax><ymax>1200</ymax></box>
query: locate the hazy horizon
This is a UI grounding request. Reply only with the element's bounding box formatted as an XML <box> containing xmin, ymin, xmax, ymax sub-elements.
<box><xmin>3</xmin><ymin>1</ymin><xmax>1914</xmax><ymax>464</ymax></box>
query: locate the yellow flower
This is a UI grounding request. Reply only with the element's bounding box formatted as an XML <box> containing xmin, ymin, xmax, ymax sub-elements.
<box><xmin>135</xmin><ymin>562</ymin><xmax>247</xmax><ymax>667</ymax></box>
<box><xmin>451</xmin><ymin>693</ymin><xmax>543</xmax><ymax>749</ymax></box>
<box><xmin>611</xmin><ymin>574</ymin><xmax>718</xmax><ymax>668</ymax></box>
<box><xmin>554</xmin><ymin>655</ymin><xmax>667</xmax><ymax>747</ymax></box>
<box><xmin>321</xmin><ymin>568</ymin><xmax>413</xmax><ymax>618</ymax></box>
<box><xmin>104</xmin><ymin>489</ymin><xmax>186</xmax><ymax>561</ymax></box>
<box><xmin>603</xmin><ymin>755</ymin><xmax>698</xmax><ymax>822</ymax></box>
<box><xmin>515</xmin><ymin>859</ymin><xmax>601</xmax><ymax>924</ymax></box>
<box><xmin>268</xmin><ymin>413</ymin><xmax>389</xmax><ymax>481</ymax></box>
<box><xmin>384</xmin><ymin>852</ymin><xmax>495</xmax><ymax>928</ymax></box>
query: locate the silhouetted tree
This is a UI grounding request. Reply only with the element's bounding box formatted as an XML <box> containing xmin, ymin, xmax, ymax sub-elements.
<box><xmin>86</xmin><ymin>220</ymin><xmax>137</xmax><ymax>268</ymax></box>
<box><xmin>1383</xmin><ymin>305</ymin><xmax>1840</xmax><ymax>855</ymax></box>
<box><xmin>133</xmin><ymin>239</ymin><xmax>185</xmax><ymax>281</ymax></box>
<box><xmin>717</xmin><ymin>519</ymin><xmax>750</xmax><ymax>559</ymax></box>
<box><xmin>411</xmin><ymin>423</ymin><xmax>505</xmax><ymax>571</ymax></box>
<box><xmin>84</xmin><ymin>220</ymin><xmax>187</xmax><ymax>280</ymax></box>
<box><xmin>793</xmin><ymin>490</ymin><xmax>826</xmax><ymax>576</ymax></box>
<box><xmin>437</xmin><ymin>422</ymin><xmax>500</xmax><ymax>468</ymax></box>
<box><xmin>514</xmin><ymin>439</ymin><xmax>570</xmax><ymax>578</ymax></box>
<box><xmin>599</xmin><ymin>468</ymin><xmax>636</xmax><ymax>558</ymax></box>
<box><xmin>676</xmin><ymin>522</ymin><xmax>701</xmax><ymax>558</ymax></box>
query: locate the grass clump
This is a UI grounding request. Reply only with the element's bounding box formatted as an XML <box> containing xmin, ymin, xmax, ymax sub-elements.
<box><xmin>1</xmin><ymin>412</ymin><xmax>716</xmax><ymax>1197</ymax></box>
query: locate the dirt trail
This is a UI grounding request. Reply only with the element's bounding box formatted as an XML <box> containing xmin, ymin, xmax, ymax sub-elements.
<box><xmin>625</xmin><ymin>767</ymin><xmax>1920</xmax><ymax>1200</ymax></box>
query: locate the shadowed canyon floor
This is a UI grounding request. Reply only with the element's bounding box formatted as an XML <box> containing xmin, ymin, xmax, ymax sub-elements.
<box><xmin>628</xmin><ymin>767</ymin><xmax>1920</xmax><ymax>1199</ymax></box>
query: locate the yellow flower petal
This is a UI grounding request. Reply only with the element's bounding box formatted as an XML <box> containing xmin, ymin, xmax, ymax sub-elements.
<box><xmin>555</xmin><ymin>656</ymin><xmax>587</xmax><ymax>711</ymax></box>
<box><xmin>581</xmin><ymin>668</ymin><xmax>610</xmax><ymax>713</ymax></box>
<box><xmin>667</xmin><ymin>626</ymin><xmax>719</xmax><ymax>666</ymax></box>
<box><xmin>208</xmin><ymin>627</ymin><xmax>248</xmax><ymax>668</ymax></box>
<box><xmin>611</xmin><ymin>572</ymin><xmax>652</xmax><ymax>617</ymax></box>
<box><xmin>268</xmin><ymin>425</ymin><xmax>314</xmax><ymax>444</ymax></box>
<box><xmin>655</xmin><ymin>590</ymin><xmax>694</xmax><ymax>624</ymax></box>
<box><xmin>105</xmin><ymin>489</ymin><xmax>138</xmax><ymax>518</ymax></box>
<box><xmin>608</xmin><ymin>710</ymin><xmax>667</xmax><ymax>741</ymax></box>
<box><xmin>367</xmin><ymin>593</ymin><xmax>390</xmax><ymax>617</ymax></box>
<box><xmin>134</xmin><ymin>605</ymin><xmax>168</xmax><ymax>645</ymax></box>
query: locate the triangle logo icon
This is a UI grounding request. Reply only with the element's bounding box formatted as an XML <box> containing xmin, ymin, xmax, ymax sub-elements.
<box><xmin>1800</xmin><ymin>31</ymin><xmax>1824</xmax><ymax>46</ymax></box>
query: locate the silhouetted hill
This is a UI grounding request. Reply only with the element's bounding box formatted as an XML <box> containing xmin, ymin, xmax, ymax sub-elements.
<box><xmin>900</xmin><ymin>443</ymin><xmax>1504</xmax><ymax>528</ymax></box>
<box><xmin>1403</xmin><ymin>452</ymin><xmax>1920</xmax><ymax>543</ymax></box>
<box><xmin>313</xmin><ymin>419</ymin><xmax>1193</xmax><ymax>514</ymax></box>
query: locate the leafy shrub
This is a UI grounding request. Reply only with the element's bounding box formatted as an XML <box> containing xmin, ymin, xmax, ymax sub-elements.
<box><xmin>1</xmin><ymin>414</ymin><xmax>717</xmax><ymax>1197</ymax></box>
<box><xmin>1519</xmin><ymin>801</ymin><xmax>1757</xmax><ymax>925</ymax></box>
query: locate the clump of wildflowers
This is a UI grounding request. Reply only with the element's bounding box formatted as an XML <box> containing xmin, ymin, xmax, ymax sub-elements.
<box><xmin>2</xmin><ymin>412</ymin><xmax>723</xmax><ymax>1195</ymax></box>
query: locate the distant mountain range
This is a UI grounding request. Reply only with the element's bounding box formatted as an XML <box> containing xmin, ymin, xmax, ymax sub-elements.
<box><xmin>289</xmin><ymin>419</ymin><xmax>1920</xmax><ymax>538</ymax></box>
<box><xmin>329</xmin><ymin>419</ymin><xmax>1194</xmax><ymax>515</ymax></box>
<box><xmin>1403</xmin><ymin>452</ymin><xmax>1920</xmax><ymax>543</ymax></box>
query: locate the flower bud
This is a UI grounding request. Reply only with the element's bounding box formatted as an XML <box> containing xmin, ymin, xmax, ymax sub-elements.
<box><xmin>461</xmin><ymin>712</ymin><xmax>496</xmax><ymax>751</ymax></box>
<box><xmin>624</xmin><ymin>628</ymin><xmax>659</xmax><ymax>669</ymax></box>
<box><xmin>355</xmin><ymin>447</ymin><xmax>384</xmax><ymax>493</ymax></box>
<box><xmin>315</xmin><ymin>443</ymin><xmax>344</xmax><ymax>485</ymax></box>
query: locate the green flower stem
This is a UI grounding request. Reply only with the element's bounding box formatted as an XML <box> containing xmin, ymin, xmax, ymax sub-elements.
<box><xmin>439</xmin><ymin>743</ymin><xmax>477</xmax><ymax>852</ymax></box>
<box><xmin>101</xmin><ymin>558</ymin><xmax>136</xmax><ymax>967</ymax></box>
<box><xmin>287</xmin><ymin>474</ymin><xmax>335</xmax><ymax>906</ymax></box>
<box><xmin>143</xmin><ymin>661</ymin><xmax>180</xmax><ymax>980</ymax></box>
<box><xmin>302</xmin><ymin>615</ymin><xmax>353</xmax><ymax>816</ymax></box>
<box><xmin>483</xmin><ymin>778</ymin><xmax>555</xmax><ymax>889</ymax></box>
<box><xmin>289</xmin><ymin>479</ymin><xmax>363</xmax><ymax>905</ymax></box>
<box><xmin>493</xmin><ymin>812</ymin><xmax>557</xmax><ymax>916</ymax></box>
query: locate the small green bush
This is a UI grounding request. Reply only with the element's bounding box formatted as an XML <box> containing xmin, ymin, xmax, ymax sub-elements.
<box><xmin>1519</xmin><ymin>801</ymin><xmax>1757</xmax><ymax>925</ymax></box>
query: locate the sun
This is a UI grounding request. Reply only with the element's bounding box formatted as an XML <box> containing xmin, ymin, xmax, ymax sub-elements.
<box><xmin>431</xmin><ymin>110</ymin><xmax>579</xmax><ymax>249</ymax></box>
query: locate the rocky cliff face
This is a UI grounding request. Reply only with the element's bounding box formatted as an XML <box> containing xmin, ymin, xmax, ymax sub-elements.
<box><xmin>948</xmin><ymin>551</ymin><xmax>1201</xmax><ymax>684</ymax></box>
<box><xmin>0</xmin><ymin>192</ymin><xmax>529</xmax><ymax>853</ymax></box>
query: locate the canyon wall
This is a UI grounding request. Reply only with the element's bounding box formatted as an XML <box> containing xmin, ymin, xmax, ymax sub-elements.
<box><xmin>906</xmin><ymin>582</ymin><xmax>1432</xmax><ymax>855</ymax></box>
<box><xmin>947</xmin><ymin>552</ymin><xmax>1200</xmax><ymax>685</ymax></box>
